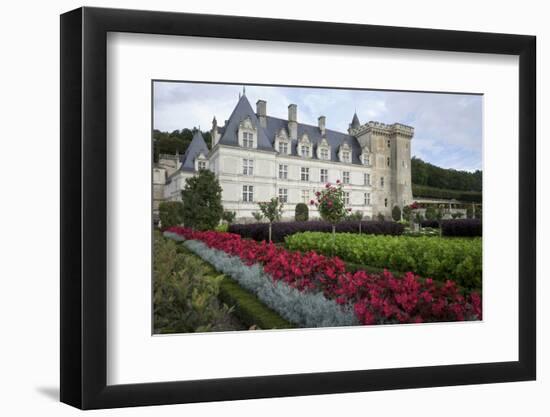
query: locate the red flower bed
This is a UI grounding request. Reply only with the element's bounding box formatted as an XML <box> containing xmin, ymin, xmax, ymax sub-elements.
<box><xmin>167</xmin><ymin>227</ymin><xmax>482</xmax><ymax>324</ymax></box>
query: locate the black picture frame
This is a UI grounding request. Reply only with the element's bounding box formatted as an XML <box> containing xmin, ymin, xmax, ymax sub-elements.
<box><xmin>60</xmin><ymin>6</ymin><xmax>536</xmax><ymax>410</ymax></box>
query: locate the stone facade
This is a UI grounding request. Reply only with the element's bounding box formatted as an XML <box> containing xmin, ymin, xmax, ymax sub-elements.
<box><xmin>162</xmin><ymin>94</ymin><xmax>414</xmax><ymax>221</ymax></box>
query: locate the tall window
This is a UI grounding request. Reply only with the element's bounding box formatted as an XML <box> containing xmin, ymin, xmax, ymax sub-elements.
<box><xmin>387</xmin><ymin>157</ymin><xmax>391</xmax><ymax>167</ymax></box>
<box><xmin>342</xmin><ymin>171</ymin><xmax>350</xmax><ymax>184</ymax></box>
<box><xmin>364</xmin><ymin>173</ymin><xmax>370</xmax><ymax>185</ymax></box>
<box><xmin>320</xmin><ymin>168</ymin><xmax>328</xmax><ymax>183</ymax></box>
<box><xmin>301</xmin><ymin>189</ymin><xmax>310</xmax><ymax>203</ymax></box>
<box><xmin>320</xmin><ymin>148</ymin><xmax>329</xmax><ymax>160</ymax></box>
<box><xmin>342</xmin><ymin>151</ymin><xmax>350</xmax><ymax>163</ymax></box>
<box><xmin>364</xmin><ymin>192</ymin><xmax>371</xmax><ymax>205</ymax></box>
<box><xmin>363</xmin><ymin>154</ymin><xmax>370</xmax><ymax>165</ymax></box>
<box><xmin>301</xmin><ymin>167</ymin><xmax>309</xmax><ymax>181</ymax></box>
<box><xmin>278</xmin><ymin>188</ymin><xmax>288</xmax><ymax>203</ymax></box>
<box><xmin>242</xmin><ymin>185</ymin><xmax>254</xmax><ymax>202</ymax></box>
<box><xmin>380</xmin><ymin>176</ymin><xmax>385</xmax><ymax>187</ymax></box>
<box><xmin>243</xmin><ymin>132</ymin><xmax>254</xmax><ymax>148</ymax></box>
<box><xmin>384</xmin><ymin>198</ymin><xmax>388</xmax><ymax>207</ymax></box>
<box><xmin>387</xmin><ymin>139</ymin><xmax>391</xmax><ymax>148</ymax></box>
<box><xmin>278</xmin><ymin>164</ymin><xmax>288</xmax><ymax>179</ymax></box>
<box><xmin>301</xmin><ymin>145</ymin><xmax>310</xmax><ymax>158</ymax></box>
<box><xmin>343</xmin><ymin>192</ymin><xmax>350</xmax><ymax>205</ymax></box>
<box><xmin>279</xmin><ymin>142</ymin><xmax>288</xmax><ymax>154</ymax></box>
<box><xmin>198</xmin><ymin>161</ymin><xmax>206</xmax><ymax>170</ymax></box>
<box><xmin>242</xmin><ymin>159</ymin><xmax>254</xmax><ymax>176</ymax></box>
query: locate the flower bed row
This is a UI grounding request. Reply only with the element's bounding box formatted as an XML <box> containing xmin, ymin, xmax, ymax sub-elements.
<box><xmin>285</xmin><ymin>232</ymin><xmax>482</xmax><ymax>290</ymax></box>
<box><xmin>228</xmin><ymin>220</ymin><xmax>403</xmax><ymax>243</ymax></box>
<box><xmin>166</xmin><ymin>227</ymin><xmax>481</xmax><ymax>325</ymax></box>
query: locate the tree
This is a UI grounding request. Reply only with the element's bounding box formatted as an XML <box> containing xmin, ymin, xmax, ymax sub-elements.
<box><xmin>181</xmin><ymin>170</ymin><xmax>223</xmax><ymax>230</ymax></box>
<box><xmin>295</xmin><ymin>203</ymin><xmax>309</xmax><ymax>221</ymax></box>
<box><xmin>377</xmin><ymin>212</ymin><xmax>385</xmax><ymax>221</ymax></box>
<box><xmin>312</xmin><ymin>181</ymin><xmax>348</xmax><ymax>240</ymax></box>
<box><xmin>352</xmin><ymin>211</ymin><xmax>364</xmax><ymax>234</ymax></box>
<box><xmin>402</xmin><ymin>205</ymin><xmax>412</xmax><ymax>222</ymax></box>
<box><xmin>222</xmin><ymin>211</ymin><xmax>236</xmax><ymax>225</ymax></box>
<box><xmin>252</xmin><ymin>212</ymin><xmax>264</xmax><ymax>223</ymax></box>
<box><xmin>158</xmin><ymin>201</ymin><xmax>184</xmax><ymax>229</ymax></box>
<box><xmin>258</xmin><ymin>197</ymin><xmax>283</xmax><ymax>242</ymax></box>
<box><xmin>425</xmin><ymin>206</ymin><xmax>437</xmax><ymax>220</ymax></box>
<box><xmin>392</xmin><ymin>205</ymin><xmax>402</xmax><ymax>222</ymax></box>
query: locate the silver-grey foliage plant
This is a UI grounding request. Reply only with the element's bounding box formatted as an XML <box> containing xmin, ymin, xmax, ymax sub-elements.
<box><xmin>163</xmin><ymin>232</ymin><xmax>358</xmax><ymax>328</ymax></box>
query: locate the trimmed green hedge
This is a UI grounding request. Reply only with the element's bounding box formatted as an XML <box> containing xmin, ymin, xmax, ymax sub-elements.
<box><xmin>285</xmin><ymin>232</ymin><xmax>482</xmax><ymax>290</ymax></box>
<box><xmin>412</xmin><ymin>184</ymin><xmax>482</xmax><ymax>203</ymax></box>
<box><xmin>176</xmin><ymin>243</ymin><xmax>293</xmax><ymax>330</ymax></box>
<box><xmin>218</xmin><ymin>279</ymin><xmax>294</xmax><ymax>330</ymax></box>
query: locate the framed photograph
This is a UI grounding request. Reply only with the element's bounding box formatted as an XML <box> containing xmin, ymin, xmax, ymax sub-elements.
<box><xmin>60</xmin><ymin>6</ymin><xmax>536</xmax><ymax>410</ymax></box>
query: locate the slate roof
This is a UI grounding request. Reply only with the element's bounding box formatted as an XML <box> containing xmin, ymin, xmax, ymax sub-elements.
<box><xmin>179</xmin><ymin>130</ymin><xmax>209</xmax><ymax>172</ymax></box>
<box><xmin>216</xmin><ymin>94</ymin><xmax>366</xmax><ymax>165</ymax></box>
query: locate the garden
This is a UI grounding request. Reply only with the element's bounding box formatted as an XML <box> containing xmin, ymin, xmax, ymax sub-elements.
<box><xmin>155</xmin><ymin>172</ymin><xmax>482</xmax><ymax>333</ymax></box>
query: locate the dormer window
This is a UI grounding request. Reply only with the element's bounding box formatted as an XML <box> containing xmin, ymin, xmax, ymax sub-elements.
<box><xmin>198</xmin><ymin>161</ymin><xmax>206</xmax><ymax>170</ymax></box>
<box><xmin>238</xmin><ymin>117</ymin><xmax>257</xmax><ymax>148</ymax></box>
<box><xmin>243</xmin><ymin>132</ymin><xmax>254</xmax><ymax>148</ymax></box>
<box><xmin>316</xmin><ymin>137</ymin><xmax>331</xmax><ymax>160</ymax></box>
<box><xmin>298</xmin><ymin>133</ymin><xmax>312</xmax><ymax>158</ymax></box>
<box><xmin>338</xmin><ymin>143</ymin><xmax>352</xmax><ymax>163</ymax></box>
<box><xmin>274</xmin><ymin>128</ymin><xmax>290</xmax><ymax>155</ymax></box>
<box><xmin>194</xmin><ymin>152</ymin><xmax>208</xmax><ymax>171</ymax></box>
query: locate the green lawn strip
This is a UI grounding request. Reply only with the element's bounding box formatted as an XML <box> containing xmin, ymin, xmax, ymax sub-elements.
<box><xmin>175</xmin><ymin>242</ymin><xmax>294</xmax><ymax>330</ymax></box>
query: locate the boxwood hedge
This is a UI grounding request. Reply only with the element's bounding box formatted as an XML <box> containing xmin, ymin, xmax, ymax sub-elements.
<box><xmin>228</xmin><ymin>220</ymin><xmax>403</xmax><ymax>243</ymax></box>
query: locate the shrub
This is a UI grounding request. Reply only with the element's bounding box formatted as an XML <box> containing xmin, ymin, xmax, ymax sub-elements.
<box><xmin>392</xmin><ymin>206</ymin><xmax>401</xmax><ymax>222</ymax></box>
<box><xmin>285</xmin><ymin>232</ymin><xmax>482</xmax><ymax>290</ymax></box>
<box><xmin>159</xmin><ymin>201</ymin><xmax>184</xmax><ymax>229</ymax></box>
<box><xmin>228</xmin><ymin>220</ymin><xmax>404</xmax><ymax>243</ymax></box>
<box><xmin>425</xmin><ymin>206</ymin><xmax>437</xmax><ymax>220</ymax></box>
<box><xmin>153</xmin><ymin>233</ymin><xmax>232</xmax><ymax>333</ymax></box>
<box><xmin>420</xmin><ymin>219</ymin><xmax>440</xmax><ymax>228</ymax></box>
<box><xmin>295</xmin><ymin>203</ymin><xmax>309</xmax><ymax>221</ymax></box>
<box><xmin>402</xmin><ymin>205</ymin><xmax>412</xmax><ymax>222</ymax></box>
<box><xmin>222</xmin><ymin>211</ymin><xmax>236</xmax><ymax>225</ymax></box>
<box><xmin>377</xmin><ymin>212</ymin><xmax>385</xmax><ymax>221</ymax></box>
<box><xmin>181</xmin><ymin>170</ymin><xmax>223</xmax><ymax>230</ymax></box>
<box><xmin>441</xmin><ymin>219</ymin><xmax>482</xmax><ymax>237</ymax></box>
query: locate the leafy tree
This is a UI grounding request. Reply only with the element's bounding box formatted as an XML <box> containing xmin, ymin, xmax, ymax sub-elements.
<box><xmin>377</xmin><ymin>212</ymin><xmax>385</xmax><ymax>221</ymax></box>
<box><xmin>181</xmin><ymin>170</ymin><xmax>223</xmax><ymax>230</ymax></box>
<box><xmin>222</xmin><ymin>211</ymin><xmax>236</xmax><ymax>225</ymax></box>
<box><xmin>351</xmin><ymin>211</ymin><xmax>364</xmax><ymax>234</ymax></box>
<box><xmin>295</xmin><ymin>203</ymin><xmax>309</xmax><ymax>221</ymax></box>
<box><xmin>153</xmin><ymin>127</ymin><xmax>212</xmax><ymax>162</ymax></box>
<box><xmin>411</xmin><ymin>156</ymin><xmax>482</xmax><ymax>192</ymax></box>
<box><xmin>258</xmin><ymin>197</ymin><xmax>284</xmax><ymax>242</ymax></box>
<box><xmin>425</xmin><ymin>206</ymin><xmax>437</xmax><ymax>220</ymax></box>
<box><xmin>252</xmin><ymin>212</ymin><xmax>264</xmax><ymax>223</ymax></box>
<box><xmin>392</xmin><ymin>205</ymin><xmax>402</xmax><ymax>222</ymax></box>
<box><xmin>158</xmin><ymin>201</ymin><xmax>184</xmax><ymax>229</ymax></box>
<box><xmin>402</xmin><ymin>205</ymin><xmax>412</xmax><ymax>222</ymax></box>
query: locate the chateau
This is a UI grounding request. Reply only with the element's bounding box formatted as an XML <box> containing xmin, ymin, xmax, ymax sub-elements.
<box><xmin>162</xmin><ymin>92</ymin><xmax>414</xmax><ymax>220</ymax></box>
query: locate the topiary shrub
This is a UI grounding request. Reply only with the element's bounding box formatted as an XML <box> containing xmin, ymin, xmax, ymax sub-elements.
<box><xmin>392</xmin><ymin>205</ymin><xmax>401</xmax><ymax>222</ymax></box>
<box><xmin>425</xmin><ymin>206</ymin><xmax>437</xmax><ymax>220</ymax></box>
<box><xmin>295</xmin><ymin>203</ymin><xmax>309</xmax><ymax>221</ymax></box>
<box><xmin>222</xmin><ymin>211</ymin><xmax>236</xmax><ymax>225</ymax></box>
<box><xmin>181</xmin><ymin>170</ymin><xmax>223</xmax><ymax>230</ymax></box>
<box><xmin>159</xmin><ymin>201</ymin><xmax>184</xmax><ymax>229</ymax></box>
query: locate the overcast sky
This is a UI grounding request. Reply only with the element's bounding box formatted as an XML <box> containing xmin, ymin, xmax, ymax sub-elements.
<box><xmin>153</xmin><ymin>81</ymin><xmax>482</xmax><ymax>172</ymax></box>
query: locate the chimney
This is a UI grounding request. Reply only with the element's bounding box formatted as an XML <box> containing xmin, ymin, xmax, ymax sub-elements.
<box><xmin>256</xmin><ymin>100</ymin><xmax>267</xmax><ymax>128</ymax></box>
<box><xmin>288</xmin><ymin>104</ymin><xmax>298</xmax><ymax>140</ymax></box>
<box><xmin>318</xmin><ymin>116</ymin><xmax>326</xmax><ymax>135</ymax></box>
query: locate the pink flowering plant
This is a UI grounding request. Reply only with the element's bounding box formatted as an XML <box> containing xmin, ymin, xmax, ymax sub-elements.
<box><xmin>311</xmin><ymin>181</ymin><xmax>349</xmax><ymax>237</ymax></box>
